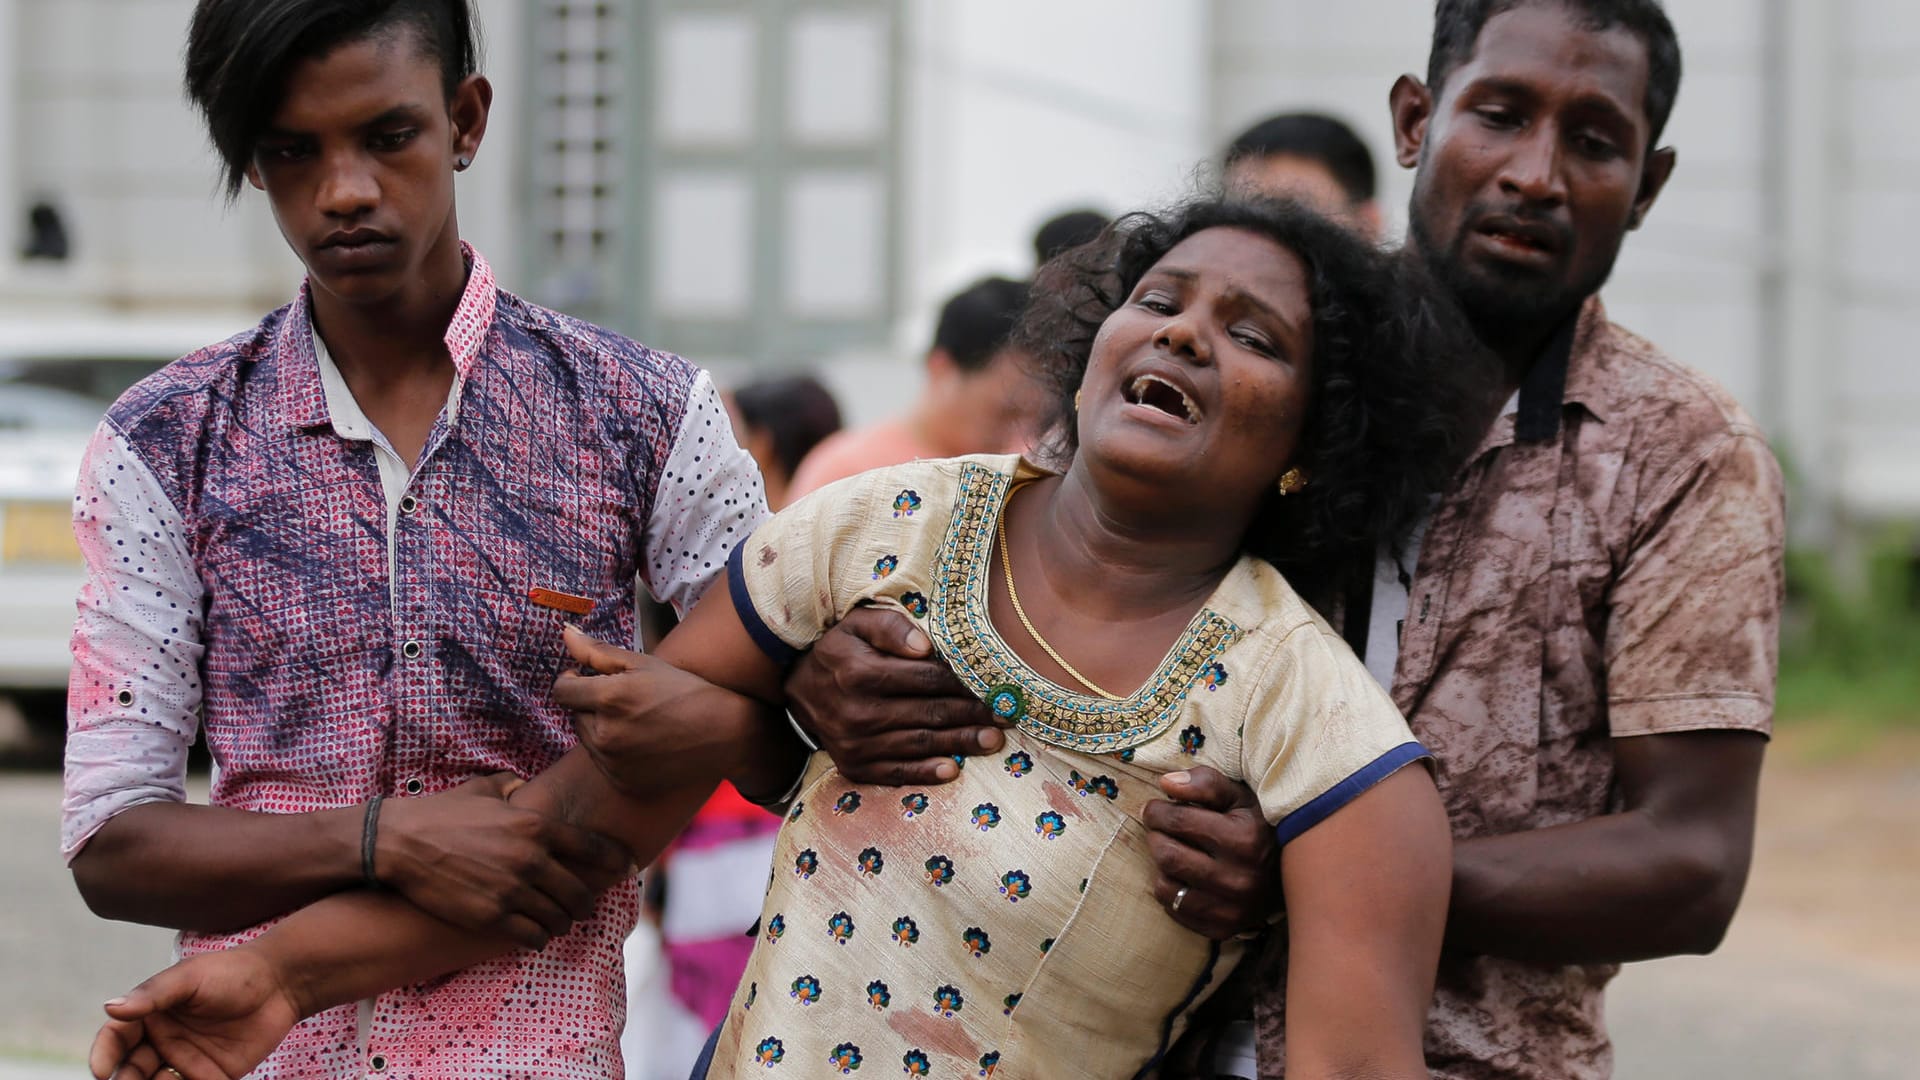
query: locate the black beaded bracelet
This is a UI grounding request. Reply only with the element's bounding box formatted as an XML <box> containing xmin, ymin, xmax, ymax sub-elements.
<box><xmin>361</xmin><ymin>794</ymin><xmax>385</xmax><ymax>889</ymax></box>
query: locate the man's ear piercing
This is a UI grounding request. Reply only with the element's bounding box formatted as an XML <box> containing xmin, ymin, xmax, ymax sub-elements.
<box><xmin>455</xmin><ymin>155</ymin><xmax>472</xmax><ymax>171</ymax></box>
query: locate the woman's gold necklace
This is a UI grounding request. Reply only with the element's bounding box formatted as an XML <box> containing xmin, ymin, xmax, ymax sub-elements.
<box><xmin>995</xmin><ymin>482</ymin><xmax>1127</xmax><ymax>701</ymax></box>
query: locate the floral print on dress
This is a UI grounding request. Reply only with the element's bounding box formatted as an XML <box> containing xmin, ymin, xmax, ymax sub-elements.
<box><xmin>745</xmin><ymin>982</ymin><xmax>758</xmax><ymax>1010</ymax></box>
<box><xmin>903</xmin><ymin>1048</ymin><xmax>932</xmax><ymax>1077</ymax></box>
<box><xmin>765</xmin><ymin>915</ymin><xmax>785</xmax><ymax>943</ymax></box>
<box><xmin>827</xmin><ymin>911</ymin><xmax>856</xmax><ymax>945</ymax></box>
<box><xmin>867</xmin><ymin>980</ymin><xmax>891</xmax><ymax>1010</ymax></box>
<box><xmin>1069</xmin><ymin>769</ymin><xmax>1120</xmax><ymax>800</ymax></box>
<box><xmin>857</xmin><ymin>847</ymin><xmax>886</xmax><ymax>877</ymax></box>
<box><xmin>901</xmin><ymin>591</ymin><xmax>929</xmax><ymax>618</ymax></box>
<box><xmin>791</xmin><ymin>974</ymin><xmax>822</xmax><ymax>1005</ymax></box>
<box><xmin>1002</xmin><ymin>993</ymin><xmax>1021</xmax><ymax>1016</ymax></box>
<box><xmin>893</xmin><ymin>490</ymin><xmax>923</xmax><ymax>518</ymax></box>
<box><xmin>1179</xmin><ymin>724</ymin><xmax>1205</xmax><ymax>755</ymax></box>
<box><xmin>979</xmin><ymin>1051</ymin><xmax>1002</xmax><ymax>1077</ymax></box>
<box><xmin>1034</xmin><ymin>811</ymin><xmax>1066</xmax><ymax>840</ymax></box>
<box><xmin>834</xmin><ymin>791</ymin><xmax>863</xmax><ymax>816</ymax></box>
<box><xmin>787</xmin><ymin>800</ymin><xmax>804</xmax><ymax>823</ymax></box>
<box><xmin>891</xmin><ymin>916</ymin><xmax>920</xmax><ymax>947</ymax></box>
<box><xmin>828</xmin><ymin>1042</ymin><xmax>864</xmax><ymax>1073</ymax></box>
<box><xmin>998</xmin><ymin>869</ymin><xmax>1032</xmax><ymax>903</ymax></box>
<box><xmin>794</xmin><ymin>849</ymin><xmax>819</xmax><ymax>879</ymax></box>
<box><xmin>901</xmin><ymin>792</ymin><xmax>930</xmax><ymax>819</ymax></box>
<box><xmin>932</xmin><ymin>984</ymin><xmax>965</xmax><ymax>1018</ymax></box>
<box><xmin>872</xmin><ymin>555</ymin><xmax>899</xmax><ymax>580</ymax></box>
<box><xmin>1116</xmin><ymin>747</ymin><xmax>1135</xmax><ymax>763</ymax></box>
<box><xmin>1003</xmin><ymin>751</ymin><xmax>1033</xmax><ymax>777</ymax></box>
<box><xmin>962</xmin><ymin>926</ymin><xmax>991</xmax><ymax>957</ymax></box>
<box><xmin>754</xmin><ymin>1036</ymin><xmax>783</xmax><ymax>1066</ymax></box>
<box><xmin>924</xmin><ymin>855</ymin><xmax>955</xmax><ymax>887</ymax></box>
<box><xmin>1198</xmin><ymin>661</ymin><xmax>1228</xmax><ymax>691</ymax></box>
<box><xmin>970</xmin><ymin>802</ymin><xmax>1001</xmax><ymax>831</ymax></box>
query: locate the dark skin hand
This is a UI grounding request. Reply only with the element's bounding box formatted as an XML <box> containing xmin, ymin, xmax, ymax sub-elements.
<box><xmin>1142</xmin><ymin>766</ymin><xmax>1282</xmax><ymax>941</ymax></box>
<box><xmin>783</xmin><ymin>606</ymin><xmax>1009</xmax><ymax>786</ymax></box>
<box><xmin>70</xmin><ymin>776</ymin><xmax>629</xmax><ymax>950</ymax></box>
<box><xmin>1151</xmin><ymin>729</ymin><xmax>1766</xmax><ymax>965</ymax></box>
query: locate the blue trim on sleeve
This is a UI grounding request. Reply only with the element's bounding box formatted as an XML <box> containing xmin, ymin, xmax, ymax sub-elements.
<box><xmin>1272</xmin><ymin>741</ymin><xmax>1432</xmax><ymax>848</ymax></box>
<box><xmin>727</xmin><ymin>536</ymin><xmax>798</xmax><ymax>667</ymax></box>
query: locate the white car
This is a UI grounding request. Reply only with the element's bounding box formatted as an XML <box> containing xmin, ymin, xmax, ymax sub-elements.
<box><xmin>0</xmin><ymin>315</ymin><xmax>253</xmax><ymax>692</ymax></box>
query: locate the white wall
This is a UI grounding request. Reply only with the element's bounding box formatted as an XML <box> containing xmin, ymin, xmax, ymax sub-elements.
<box><xmin>0</xmin><ymin>0</ymin><xmax>525</xmax><ymax>318</ymax></box>
<box><xmin>1831</xmin><ymin>0</ymin><xmax>1920</xmax><ymax>519</ymax></box>
<box><xmin>804</xmin><ymin>0</ymin><xmax>1214</xmax><ymax>427</ymax></box>
<box><xmin>0</xmin><ymin>0</ymin><xmax>293</xmax><ymax>315</ymax></box>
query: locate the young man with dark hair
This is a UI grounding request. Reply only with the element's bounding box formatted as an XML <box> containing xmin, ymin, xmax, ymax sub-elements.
<box><xmin>66</xmin><ymin>2</ymin><xmax>791</xmax><ymax>1077</ymax></box>
<box><xmin>785</xmin><ymin>275</ymin><xmax>1040</xmax><ymax>498</ymax></box>
<box><xmin>1221</xmin><ymin>112</ymin><xmax>1383</xmax><ymax>240</ymax></box>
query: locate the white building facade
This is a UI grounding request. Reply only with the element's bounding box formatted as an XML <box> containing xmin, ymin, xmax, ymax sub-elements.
<box><xmin>0</xmin><ymin>0</ymin><xmax>1912</xmax><ymax>531</ymax></box>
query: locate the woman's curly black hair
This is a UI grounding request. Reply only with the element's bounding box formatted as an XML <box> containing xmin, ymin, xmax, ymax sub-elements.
<box><xmin>1016</xmin><ymin>195</ymin><xmax>1488</xmax><ymax>590</ymax></box>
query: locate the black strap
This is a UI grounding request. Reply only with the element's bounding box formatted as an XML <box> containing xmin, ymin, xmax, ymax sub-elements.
<box><xmin>1342</xmin><ymin>555</ymin><xmax>1375</xmax><ymax>659</ymax></box>
<box><xmin>1515</xmin><ymin>314</ymin><xmax>1578</xmax><ymax>442</ymax></box>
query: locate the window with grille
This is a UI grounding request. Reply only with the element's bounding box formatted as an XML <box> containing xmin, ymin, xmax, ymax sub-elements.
<box><xmin>524</xmin><ymin>0</ymin><xmax>902</xmax><ymax>365</ymax></box>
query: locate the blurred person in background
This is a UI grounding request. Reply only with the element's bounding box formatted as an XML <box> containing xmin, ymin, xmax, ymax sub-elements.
<box><xmin>1222</xmin><ymin>112</ymin><xmax>1384</xmax><ymax>242</ymax></box>
<box><xmin>724</xmin><ymin>374</ymin><xmax>843</xmax><ymax>512</ymax></box>
<box><xmin>627</xmin><ymin>372</ymin><xmax>842</xmax><ymax>1078</ymax></box>
<box><xmin>1031</xmin><ymin>206</ymin><xmax>1111</xmax><ymax>266</ymax></box>
<box><xmin>786</xmin><ymin>276</ymin><xmax>1040</xmax><ymax>499</ymax></box>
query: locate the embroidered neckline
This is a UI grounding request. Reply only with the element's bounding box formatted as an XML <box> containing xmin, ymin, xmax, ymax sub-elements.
<box><xmin>925</xmin><ymin>462</ymin><xmax>1243</xmax><ymax>752</ymax></box>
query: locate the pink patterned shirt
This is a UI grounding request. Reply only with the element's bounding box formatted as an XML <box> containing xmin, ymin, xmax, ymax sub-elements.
<box><xmin>62</xmin><ymin>247</ymin><xmax>767</xmax><ymax>1079</ymax></box>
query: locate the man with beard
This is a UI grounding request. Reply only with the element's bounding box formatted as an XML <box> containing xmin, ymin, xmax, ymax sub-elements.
<box><xmin>1136</xmin><ymin>1</ymin><xmax>1785</xmax><ymax>1077</ymax></box>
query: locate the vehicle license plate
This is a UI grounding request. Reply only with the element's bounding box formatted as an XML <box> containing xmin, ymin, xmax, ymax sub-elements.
<box><xmin>1</xmin><ymin>500</ymin><xmax>80</xmax><ymax>565</ymax></box>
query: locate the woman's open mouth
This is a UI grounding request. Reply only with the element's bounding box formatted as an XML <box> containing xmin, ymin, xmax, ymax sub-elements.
<box><xmin>1123</xmin><ymin>373</ymin><xmax>1199</xmax><ymax>425</ymax></box>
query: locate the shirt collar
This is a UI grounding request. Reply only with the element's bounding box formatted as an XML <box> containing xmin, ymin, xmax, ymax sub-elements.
<box><xmin>273</xmin><ymin>241</ymin><xmax>497</xmax><ymax>433</ymax></box>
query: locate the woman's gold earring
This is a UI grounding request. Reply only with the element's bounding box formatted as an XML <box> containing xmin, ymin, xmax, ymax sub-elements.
<box><xmin>1074</xmin><ymin>390</ymin><xmax>1082</xmax><ymax>411</ymax></box>
<box><xmin>1276</xmin><ymin>466</ymin><xmax>1309</xmax><ymax>496</ymax></box>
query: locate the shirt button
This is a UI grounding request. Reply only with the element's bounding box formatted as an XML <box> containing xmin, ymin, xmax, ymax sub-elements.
<box><xmin>404</xmin><ymin>777</ymin><xmax>424</xmax><ymax>796</ymax></box>
<box><xmin>401</xmin><ymin>640</ymin><xmax>423</xmax><ymax>660</ymax></box>
<box><xmin>369</xmin><ymin>1054</ymin><xmax>387</xmax><ymax>1073</ymax></box>
<box><xmin>399</xmin><ymin>494</ymin><xmax>419</xmax><ymax>515</ymax></box>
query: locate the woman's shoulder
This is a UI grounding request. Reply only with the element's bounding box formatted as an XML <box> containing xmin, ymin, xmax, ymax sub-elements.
<box><xmin>1209</xmin><ymin>555</ymin><xmax>1330</xmax><ymax>646</ymax></box>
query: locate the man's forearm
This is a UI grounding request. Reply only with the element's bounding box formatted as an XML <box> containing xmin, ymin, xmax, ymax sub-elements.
<box><xmin>1447</xmin><ymin>809</ymin><xmax>1746</xmax><ymax>965</ymax></box>
<box><xmin>70</xmin><ymin>802</ymin><xmax>364</xmax><ymax>932</ymax></box>
<box><xmin>257</xmin><ymin>889</ymin><xmax>515</xmax><ymax>1019</ymax></box>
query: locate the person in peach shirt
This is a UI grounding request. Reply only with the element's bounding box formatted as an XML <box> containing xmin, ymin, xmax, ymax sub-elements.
<box><xmin>787</xmin><ymin>276</ymin><xmax>1043</xmax><ymax>500</ymax></box>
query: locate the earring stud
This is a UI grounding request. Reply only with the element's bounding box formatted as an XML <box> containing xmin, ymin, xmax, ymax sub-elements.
<box><xmin>1276</xmin><ymin>466</ymin><xmax>1309</xmax><ymax>496</ymax></box>
<box><xmin>455</xmin><ymin>155</ymin><xmax>472</xmax><ymax>171</ymax></box>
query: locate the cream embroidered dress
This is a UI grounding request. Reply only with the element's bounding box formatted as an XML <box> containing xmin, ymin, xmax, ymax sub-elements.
<box><xmin>709</xmin><ymin>455</ymin><xmax>1425</xmax><ymax>1079</ymax></box>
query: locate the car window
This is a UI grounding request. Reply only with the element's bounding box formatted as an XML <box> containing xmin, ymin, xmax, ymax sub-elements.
<box><xmin>0</xmin><ymin>357</ymin><xmax>168</xmax><ymax>431</ymax></box>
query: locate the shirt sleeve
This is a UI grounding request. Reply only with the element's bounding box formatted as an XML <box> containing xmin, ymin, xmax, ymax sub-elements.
<box><xmin>1606</xmin><ymin>430</ymin><xmax>1785</xmax><ymax>737</ymax></box>
<box><xmin>644</xmin><ymin>370</ymin><xmax>771</xmax><ymax>617</ymax></box>
<box><xmin>61</xmin><ymin>424</ymin><xmax>206</xmax><ymax>862</ymax></box>
<box><xmin>725</xmin><ymin>465</ymin><xmax>925</xmax><ymax>665</ymax></box>
<box><xmin>1238</xmin><ymin>623</ymin><xmax>1429</xmax><ymax>847</ymax></box>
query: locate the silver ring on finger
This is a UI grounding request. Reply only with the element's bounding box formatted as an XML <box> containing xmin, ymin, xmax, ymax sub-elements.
<box><xmin>1170</xmin><ymin>885</ymin><xmax>1190</xmax><ymax>914</ymax></box>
